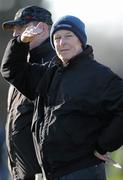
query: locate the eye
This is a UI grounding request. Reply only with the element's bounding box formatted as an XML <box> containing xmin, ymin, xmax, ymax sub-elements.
<box><xmin>54</xmin><ymin>36</ymin><xmax>61</xmax><ymax>40</ymax></box>
<box><xmin>64</xmin><ymin>33</ymin><xmax>74</xmax><ymax>39</ymax></box>
<box><xmin>66</xmin><ymin>34</ymin><xmax>73</xmax><ymax>37</ymax></box>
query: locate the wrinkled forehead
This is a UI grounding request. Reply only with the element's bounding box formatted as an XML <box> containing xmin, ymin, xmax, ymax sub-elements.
<box><xmin>12</xmin><ymin>21</ymin><xmax>37</xmax><ymax>29</ymax></box>
<box><xmin>11</xmin><ymin>23</ymin><xmax>28</xmax><ymax>30</ymax></box>
<box><xmin>54</xmin><ymin>29</ymin><xmax>74</xmax><ymax>36</ymax></box>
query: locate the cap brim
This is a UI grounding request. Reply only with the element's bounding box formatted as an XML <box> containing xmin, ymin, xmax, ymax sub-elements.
<box><xmin>2</xmin><ymin>19</ymin><xmax>27</xmax><ymax>30</ymax></box>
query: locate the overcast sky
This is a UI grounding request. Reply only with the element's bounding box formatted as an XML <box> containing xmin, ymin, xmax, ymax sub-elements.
<box><xmin>49</xmin><ymin>0</ymin><xmax>122</xmax><ymax>23</ymax></box>
<box><xmin>47</xmin><ymin>0</ymin><xmax>123</xmax><ymax>36</ymax></box>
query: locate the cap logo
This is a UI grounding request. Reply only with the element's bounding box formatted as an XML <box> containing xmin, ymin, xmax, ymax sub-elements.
<box><xmin>25</xmin><ymin>16</ymin><xmax>33</xmax><ymax>20</ymax></box>
<box><xmin>56</xmin><ymin>24</ymin><xmax>72</xmax><ymax>28</ymax></box>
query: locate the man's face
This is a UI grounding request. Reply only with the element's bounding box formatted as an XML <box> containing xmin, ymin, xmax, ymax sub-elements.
<box><xmin>53</xmin><ymin>29</ymin><xmax>82</xmax><ymax>64</ymax></box>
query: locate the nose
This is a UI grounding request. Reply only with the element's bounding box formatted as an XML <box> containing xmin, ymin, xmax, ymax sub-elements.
<box><xmin>59</xmin><ymin>37</ymin><xmax>66</xmax><ymax>46</ymax></box>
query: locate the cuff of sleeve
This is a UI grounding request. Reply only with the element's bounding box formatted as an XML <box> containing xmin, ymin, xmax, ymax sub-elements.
<box><xmin>96</xmin><ymin>143</ymin><xmax>107</xmax><ymax>155</ymax></box>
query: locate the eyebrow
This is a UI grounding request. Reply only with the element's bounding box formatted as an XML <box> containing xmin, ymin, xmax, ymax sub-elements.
<box><xmin>55</xmin><ymin>31</ymin><xmax>73</xmax><ymax>35</ymax></box>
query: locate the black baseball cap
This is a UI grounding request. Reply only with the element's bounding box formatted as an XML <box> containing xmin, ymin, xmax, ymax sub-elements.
<box><xmin>2</xmin><ymin>5</ymin><xmax>53</xmax><ymax>30</ymax></box>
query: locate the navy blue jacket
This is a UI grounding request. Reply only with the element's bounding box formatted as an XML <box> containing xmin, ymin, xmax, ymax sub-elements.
<box><xmin>1</xmin><ymin>37</ymin><xmax>123</xmax><ymax>178</ymax></box>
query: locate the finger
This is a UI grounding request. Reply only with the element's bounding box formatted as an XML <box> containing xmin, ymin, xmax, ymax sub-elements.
<box><xmin>36</xmin><ymin>22</ymin><xmax>44</xmax><ymax>29</ymax></box>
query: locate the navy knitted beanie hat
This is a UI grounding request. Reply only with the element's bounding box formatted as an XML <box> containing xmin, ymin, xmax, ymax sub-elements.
<box><xmin>50</xmin><ymin>15</ymin><xmax>87</xmax><ymax>49</ymax></box>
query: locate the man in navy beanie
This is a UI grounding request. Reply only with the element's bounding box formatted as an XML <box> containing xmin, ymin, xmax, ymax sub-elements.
<box><xmin>1</xmin><ymin>15</ymin><xmax>123</xmax><ymax>180</ymax></box>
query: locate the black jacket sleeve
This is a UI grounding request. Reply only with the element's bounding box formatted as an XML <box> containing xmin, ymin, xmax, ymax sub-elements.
<box><xmin>1</xmin><ymin>37</ymin><xmax>47</xmax><ymax>100</ymax></box>
<box><xmin>97</xmin><ymin>74</ymin><xmax>123</xmax><ymax>154</ymax></box>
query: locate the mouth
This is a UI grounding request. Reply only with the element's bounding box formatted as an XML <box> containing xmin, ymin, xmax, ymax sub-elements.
<box><xmin>60</xmin><ymin>48</ymin><xmax>69</xmax><ymax>51</ymax></box>
<box><xmin>60</xmin><ymin>49</ymin><xmax>70</xmax><ymax>53</ymax></box>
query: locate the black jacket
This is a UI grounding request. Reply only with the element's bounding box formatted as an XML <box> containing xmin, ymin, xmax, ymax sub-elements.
<box><xmin>3</xmin><ymin>37</ymin><xmax>55</xmax><ymax>175</ymax></box>
<box><xmin>1</xmin><ymin>38</ymin><xmax>123</xmax><ymax>178</ymax></box>
<box><xmin>7</xmin><ymin>38</ymin><xmax>55</xmax><ymax>132</ymax></box>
